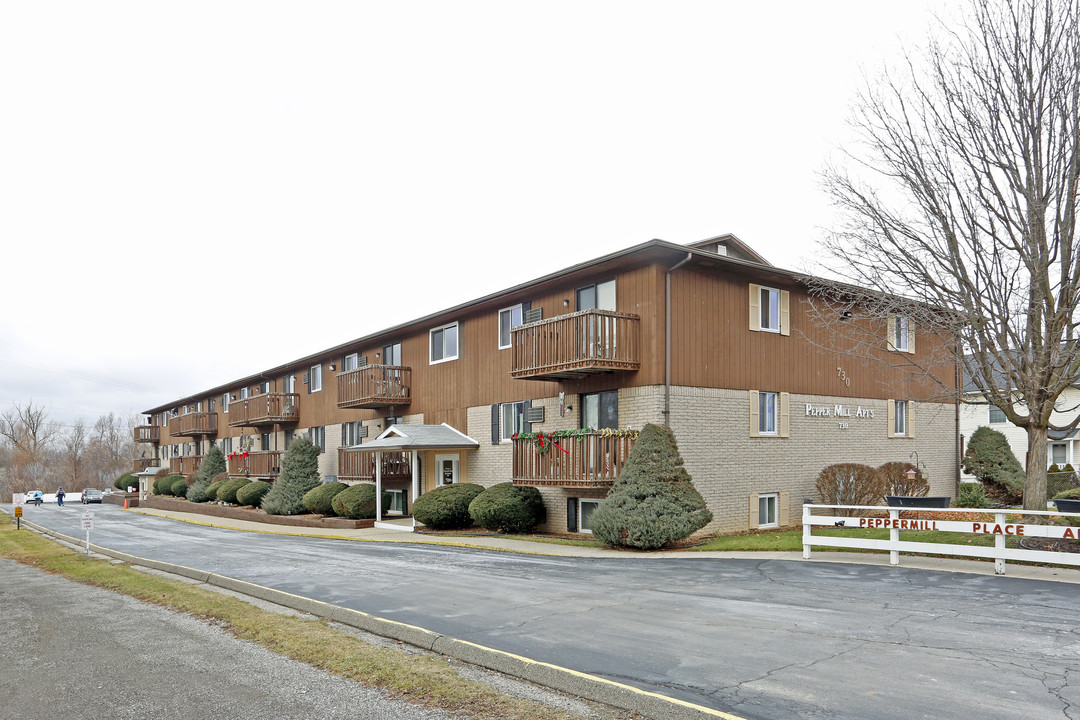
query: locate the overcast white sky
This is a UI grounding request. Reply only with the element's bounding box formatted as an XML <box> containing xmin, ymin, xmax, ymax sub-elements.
<box><xmin>0</xmin><ymin>0</ymin><xmax>953</xmax><ymax>429</ymax></box>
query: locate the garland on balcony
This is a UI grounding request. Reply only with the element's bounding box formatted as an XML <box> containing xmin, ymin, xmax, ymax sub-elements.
<box><xmin>512</xmin><ymin>427</ymin><xmax>639</xmax><ymax>455</ymax></box>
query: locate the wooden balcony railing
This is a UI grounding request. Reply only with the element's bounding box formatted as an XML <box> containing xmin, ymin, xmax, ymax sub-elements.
<box><xmin>169</xmin><ymin>455</ymin><xmax>203</xmax><ymax>476</ymax></box>
<box><xmin>512</xmin><ymin>430</ymin><xmax>637</xmax><ymax>488</ymax></box>
<box><xmin>337</xmin><ymin>365</ymin><xmax>411</xmax><ymax>409</ymax></box>
<box><xmin>510</xmin><ymin>309</ymin><xmax>641</xmax><ymax>381</ymax></box>
<box><xmin>168</xmin><ymin>412</ymin><xmax>218</xmax><ymax>438</ymax></box>
<box><xmin>227</xmin><ymin>393</ymin><xmax>299</xmax><ymax>427</ymax></box>
<box><xmin>133</xmin><ymin>458</ymin><xmax>158</xmax><ymax>473</ymax></box>
<box><xmin>134</xmin><ymin>425</ymin><xmax>160</xmax><ymax>443</ymax></box>
<box><xmin>338</xmin><ymin>447</ymin><xmax>413</xmax><ymax>482</ymax></box>
<box><xmin>227</xmin><ymin>451</ymin><xmax>283</xmax><ymax>478</ymax></box>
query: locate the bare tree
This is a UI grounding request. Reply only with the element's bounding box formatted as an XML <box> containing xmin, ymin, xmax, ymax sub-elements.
<box><xmin>0</xmin><ymin>401</ymin><xmax>61</xmax><ymax>489</ymax></box>
<box><xmin>85</xmin><ymin>412</ymin><xmax>136</xmax><ymax>486</ymax></box>
<box><xmin>815</xmin><ymin>0</ymin><xmax>1080</xmax><ymax>512</ymax></box>
<box><xmin>62</xmin><ymin>419</ymin><xmax>88</xmax><ymax>488</ymax></box>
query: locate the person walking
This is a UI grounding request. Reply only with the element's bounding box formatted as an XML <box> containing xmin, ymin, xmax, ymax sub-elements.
<box><xmin>56</xmin><ymin>487</ymin><xmax>65</xmax><ymax>507</ymax></box>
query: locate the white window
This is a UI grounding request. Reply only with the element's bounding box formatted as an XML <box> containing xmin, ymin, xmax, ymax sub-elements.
<box><xmin>430</xmin><ymin>322</ymin><xmax>459</xmax><ymax>364</ymax></box>
<box><xmin>222</xmin><ymin>394</ymin><xmax>229</xmax><ymax>414</ymax></box>
<box><xmin>283</xmin><ymin>375</ymin><xmax>296</xmax><ymax>394</ymax></box>
<box><xmin>309</xmin><ymin>364</ymin><xmax>323</xmax><ymax>392</ymax></box>
<box><xmin>222</xmin><ymin>437</ymin><xmax>233</xmax><ymax>455</ymax></box>
<box><xmin>341</xmin><ymin>420</ymin><xmax>364</xmax><ymax>447</ymax></box>
<box><xmin>239</xmin><ymin>387</ymin><xmax>250</xmax><ymax>400</ymax></box>
<box><xmin>889</xmin><ymin>400</ymin><xmax>909</xmax><ymax>437</ymax></box>
<box><xmin>382</xmin><ymin>342</ymin><xmax>402</xmax><ymax>366</ymax></box>
<box><xmin>309</xmin><ymin>425</ymin><xmax>325</xmax><ymax>452</ymax></box>
<box><xmin>386</xmin><ymin>488</ymin><xmax>405</xmax><ymax>515</ymax></box>
<box><xmin>989</xmin><ymin>405</ymin><xmax>1006</xmax><ymax>424</ymax></box>
<box><xmin>758</xmin><ymin>493</ymin><xmax>778</xmax><ymax>528</ymax></box>
<box><xmin>891</xmin><ymin>316</ymin><xmax>910</xmax><ymax>352</ymax></box>
<box><xmin>344</xmin><ymin>353</ymin><xmax>359</xmax><ymax>372</ymax></box>
<box><xmin>501</xmin><ymin>401</ymin><xmax>525</xmax><ymax>441</ymax></box>
<box><xmin>748</xmin><ymin>284</ymin><xmax>789</xmax><ymax>335</ymax></box>
<box><xmin>499</xmin><ymin>304</ymin><xmax>524</xmax><ymax>349</ymax></box>
<box><xmin>759</xmin><ymin>391</ymin><xmax>778</xmax><ymax>435</ymax></box>
<box><xmin>576</xmin><ymin>280</ymin><xmax>616</xmax><ymax>311</ymax></box>
<box><xmin>579</xmin><ymin>499</ymin><xmax>601</xmax><ymax>534</ymax></box>
<box><xmin>1052</xmin><ymin>443</ymin><xmax>1068</xmax><ymax>466</ymax></box>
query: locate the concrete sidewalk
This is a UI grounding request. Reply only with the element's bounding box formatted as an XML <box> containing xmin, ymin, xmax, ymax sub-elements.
<box><xmin>126</xmin><ymin>506</ymin><xmax>1080</xmax><ymax>584</ymax></box>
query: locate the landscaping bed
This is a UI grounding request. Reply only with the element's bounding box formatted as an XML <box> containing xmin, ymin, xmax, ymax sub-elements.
<box><xmin>141</xmin><ymin>495</ymin><xmax>374</xmax><ymax>529</ymax></box>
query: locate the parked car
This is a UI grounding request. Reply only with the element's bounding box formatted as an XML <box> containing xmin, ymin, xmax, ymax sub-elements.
<box><xmin>81</xmin><ymin>489</ymin><xmax>103</xmax><ymax>504</ymax></box>
<box><xmin>26</xmin><ymin>491</ymin><xmax>43</xmax><ymax>506</ymax></box>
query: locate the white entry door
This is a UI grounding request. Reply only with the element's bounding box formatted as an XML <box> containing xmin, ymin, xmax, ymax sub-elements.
<box><xmin>435</xmin><ymin>454</ymin><xmax>458</xmax><ymax>486</ymax></box>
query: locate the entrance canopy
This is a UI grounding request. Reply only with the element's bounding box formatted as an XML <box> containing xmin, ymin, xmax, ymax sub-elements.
<box><xmin>355</xmin><ymin>423</ymin><xmax>479</xmax><ymax>453</ymax></box>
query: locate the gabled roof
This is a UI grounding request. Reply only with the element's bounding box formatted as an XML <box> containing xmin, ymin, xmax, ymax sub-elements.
<box><xmin>354</xmin><ymin>423</ymin><xmax>479</xmax><ymax>452</ymax></box>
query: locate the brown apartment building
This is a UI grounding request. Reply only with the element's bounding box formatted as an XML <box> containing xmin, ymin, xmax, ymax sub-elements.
<box><xmin>135</xmin><ymin>235</ymin><xmax>959</xmax><ymax>534</ymax></box>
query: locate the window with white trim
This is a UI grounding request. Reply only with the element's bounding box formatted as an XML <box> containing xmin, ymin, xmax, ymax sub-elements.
<box><xmin>749</xmin><ymin>390</ymin><xmax>789</xmax><ymax>438</ymax></box>
<box><xmin>383</xmin><ymin>342</ymin><xmax>402</xmax><ymax>366</ymax></box>
<box><xmin>430</xmin><ymin>322</ymin><xmax>459</xmax><ymax>364</ymax></box>
<box><xmin>498</xmin><ymin>304</ymin><xmax>523</xmax><ymax>350</ymax></box>
<box><xmin>344</xmin><ymin>353</ymin><xmax>359</xmax><ymax>372</ymax></box>
<box><xmin>1052</xmin><ymin>443</ymin><xmax>1068</xmax><ymax>466</ymax></box>
<box><xmin>501</xmin><ymin>401</ymin><xmax>525</xmax><ymax>441</ymax></box>
<box><xmin>758</xmin><ymin>493</ymin><xmax>778</xmax><ymax>528</ymax></box>
<box><xmin>309</xmin><ymin>364</ymin><xmax>323</xmax><ymax>392</ymax></box>
<box><xmin>889</xmin><ymin>400</ymin><xmax>909</xmax><ymax>437</ymax></box>
<box><xmin>748</xmin><ymin>284</ymin><xmax>789</xmax><ymax>335</ymax></box>
<box><xmin>309</xmin><ymin>425</ymin><xmax>325</xmax><ymax>452</ymax></box>
<box><xmin>386</xmin><ymin>488</ymin><xmax>406</xmax><ymax>514</ymax></box>
<box><xmin>890</xmin><ymin>316</ymin><xmax>911</xmax><ymax>352</ymax></box>
<box><xmin>283</xmin><ymin>375</ymin><xmax>295</xmax><ymax>394</ymax></box>
<box><xmin>579</xmin><ymin>498</ymin><xmax>602</xmax><ymax>534</ymax></box>
<box><xmin>576</xmin><ymin>279</ymin><xmax>616</xmax><ymax>311</ymax></box>
<box><xmin>759</xmin><ymin>392</ymin><xmax>778</xmax><ymax>435</ymax></box>
<box><xmin>989</xmin><ymin>405</ymin><xmax>1006</xmax><ymax>424</ymax></box>
<box><xmin>222</xmin><ymin>393</ymin><xmax>230</xmax><ymax>413</ymax></box>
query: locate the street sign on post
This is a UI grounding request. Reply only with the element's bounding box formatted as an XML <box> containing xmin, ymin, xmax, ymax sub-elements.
<box><xmin>14</xmin><ymin>505</ymin><xmax>22</xmax><ymax>529</ymax></box>
<box><xmin>81</xmin><ymin>511</ymin><xmax>94</xmax><ymax>559</ymax></box>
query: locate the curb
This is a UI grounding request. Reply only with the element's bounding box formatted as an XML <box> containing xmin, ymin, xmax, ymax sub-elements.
<box><xmin>13</xmin><ymin>516</ymin><xmax>744</xmax><ymax>720</ymax></box>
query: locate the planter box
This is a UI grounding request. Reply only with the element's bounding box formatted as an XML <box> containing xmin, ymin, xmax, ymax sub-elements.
<box><xmin>141</xmin><ymin>495</ymin><xmax>375</xmax><ymax>529</ymax></box>
<box><xmin>1054</xmin><ymin>498</ymin><xmax>1080</xmax><ymax>513</ymax></box>
<box><xmin>885</xmin><ymin>495</ymin><xmax>951</xmax><ymax>508</ymax></box>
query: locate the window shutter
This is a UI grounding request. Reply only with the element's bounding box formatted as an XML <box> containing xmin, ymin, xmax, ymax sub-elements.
<box><xmin>749</xmin><ymin>494</ymin><xmax>760</xmax><ymax>529</ymax></box>
<box><xmin>749</xmin><ymin>391</ymin><xmax>760</xmax><ymax>437</ymax></box>
<box><xmin>341</xmin><ymin>423</ymin><xmax>347</xmax><ymax>446</ymax></box>
<box><xmin>887</xmin><ymin>400</ymin><xmax>896</xmax><ymax>438</ymax></box>
<box><xmin>748</xmin><ymin>284</ymin><xmax>760</xmax><ymax>331</ymax></box>
<box><xmin>779</xmin><ymin>392</ymin><xmax>790</xmax><ymax>438</ymax></box>
<box><xmin>907</xmin><ymin>402</ymin><xmax>914</xmax><ymax>438</ymax></box>
<box><xmin>567</xmin><ymin>497</ymin><xmax>578</xmax><ymax>532</ymax></box>
<box><xmin>491</xmin><ymin>404</ymin><xmax>500</xmax><ymax>445</ymax></box>
<box><xmin>779</xmin><ymin>492</ymin><xmax>790</xmax><ymax>526</ymax></box>
<box><xmin>780</xmin><ymin>290</ymin><xmax>790</xmax><ymax>336</ymax></box>
<box><xmin>522</xmin><ymin>400</ymin><xmax>532</xmax><ymax>434</ymax></box>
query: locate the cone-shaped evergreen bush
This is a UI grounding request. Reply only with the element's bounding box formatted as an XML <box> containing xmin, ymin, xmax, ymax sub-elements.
<box><xmin>590</xmin><ymin>424</ymin><xmax>712</xmax><ymax>549</ymax></box>
<box><xmin>261</xmin><ymin>436</ymin><xmax>322</xmax><ymax>515</ymax></box>
<box><xmin>961</xmin><ymin>426</ymin><xmax>1024</xmax><ymax>503</ymax></box>
<box><xmin>187</xmin><ymin>446</ymin><xmax>227</xmax><ymax>503</ymax></box>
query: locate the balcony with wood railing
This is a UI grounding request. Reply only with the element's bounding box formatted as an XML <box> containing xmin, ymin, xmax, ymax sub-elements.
<box><xmin>338</xmin><ymin>447</ymin><xmax>413</xmax><ymax>482</ymax></box>
<box><xmin>168</xmin><ymin>412</ymin><xmax>218</xmax><ymax>438</ymax></box>
<box><xmin>133</xmin><ymin>457</ymin><xmax>158</xmax><ymax>473</ymax></box>
<box><xmin>133</xmin><ymin>425</ymin><xmax>160</xmax><ymax>443</ymax></box>
<box><xmin>337</xmin><ymin>365</ymin><xmax>411</xmax><ymax>409</ymax></box>
<box><xmin>510</xmin><ymin>309</ymin><xmax>641</xmax><ymax>381</ymax></box>
<box><xmin>227</xmin><ymin>451</ymin><xmax>282</xmax><ymax>479</ymax></box>
<box><xmin>169</xmin><ymin>456</ymin><xmax>203</xmax><ymax>476</ymax></box>
<box><xmin>512</xmin><ymin>430</ymin><xmax>637</xmax><ymax>488</ymax></box>
<box><xmin>227</xmin><ymin>393</ymin><xmax>299</xmax><ymax>427</ymax></box>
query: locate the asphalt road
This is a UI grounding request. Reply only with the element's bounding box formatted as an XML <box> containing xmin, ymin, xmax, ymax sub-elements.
<box><xmin>0</xmin><ymin>557</ymin><xmax>459</xmax><ymax>720</ymax></box>
<box><xmin>10</xmin><ymin>503</ymin><xmax>1079</xmax><ymax>719</ymax></box>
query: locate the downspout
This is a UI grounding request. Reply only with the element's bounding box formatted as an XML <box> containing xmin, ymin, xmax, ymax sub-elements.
<box><xmin>665</xmin><ymin>253</ymin><xmax>694</xmax><ymax>424</ymax></box>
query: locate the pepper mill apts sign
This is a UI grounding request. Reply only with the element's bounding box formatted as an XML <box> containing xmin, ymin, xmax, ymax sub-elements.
<box><xmin>804</xmin><ymin>403</ymin><xmax>877</xmax><ymax>430</ymax></box>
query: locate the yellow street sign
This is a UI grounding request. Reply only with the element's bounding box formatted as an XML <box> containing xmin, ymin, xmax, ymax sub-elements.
<box><xmin>14</xmin><ymin>506</ymin><xmax>22</xmax><ymax>518</ymax></box>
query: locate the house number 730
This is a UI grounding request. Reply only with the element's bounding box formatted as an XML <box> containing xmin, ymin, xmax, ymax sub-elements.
<box><xmin>836</xmin><ymin>367</ymin><xmax>851</xmax><ymax>387</ymax></box>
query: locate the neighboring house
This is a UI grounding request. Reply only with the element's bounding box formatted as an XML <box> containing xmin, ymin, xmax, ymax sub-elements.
<box><xmin>959</xmin><ymin>385</ymin><xmax>1080</xmax><ymax>479</ymax></box>
<box><xmin>135</xmin><ymin>234</ymin><xmax>959</xmax><ymax>534</ymax></box>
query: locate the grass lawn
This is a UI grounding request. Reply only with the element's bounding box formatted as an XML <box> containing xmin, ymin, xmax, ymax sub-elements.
<box><xmin>0</xmin><ymin>514</ymin><xmax>622</xmax><ymax>720</ymax></box>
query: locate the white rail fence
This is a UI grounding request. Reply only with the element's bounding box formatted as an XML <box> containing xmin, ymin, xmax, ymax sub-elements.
<box><xmin>802</xmin><ymin>504</ymin><xmax>1080</xmax><ymax>575</ymax></box>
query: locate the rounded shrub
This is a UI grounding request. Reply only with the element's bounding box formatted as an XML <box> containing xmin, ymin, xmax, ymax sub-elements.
<box><xmin>815</xmin><ymin>463</ymin><xmax>886</xmax><ymax>515</ymax></box>
<box><xmin>216</xmin><ymin>477</ymin><xmax>252</xmax><ymax>504</ymax></box>
<box><xmin>236</xmin><ymin>480</ymin><xmax>272</xmax><ymax>507</ymax></box>
<box><xmin>302</xmin><ymin>482</ymin><xmax>348</xmax><ymax>516</ymax></box>
<box><xmin>114</xmin><ymin>473</ymin><xmax>137</xmax><ymax>492</ymax></box>
<box><xmin>412</xmin><ymin>483</ymin><xmax>485</xmax><ymax>530</ymax></box>
<box><xmin>154</xmin><ymin>474</ymin><xmax>183</xmax><ymax>496</ymax></box>
<box><xmin>204</xmin><ymin>473</ymin><xmax>231</xmax><ymax>502</ymax></box>
<box><xmin>877</xmin><ymin>461</ymin><xmax>929</xmax><ymax>497</ymax></box>
<box><xmin>170</xmin><ymin>477</ymin><xmax>189</xmax><ymax>498</ymax></box>
<box><xmin>468</xmin><ymin>482</ymin><xmax>546</xmax><ymax>533</ymax></box>
<box><xmin>330</xmin><ymin>483</ymin><xmax>390</xmax><ymax>520</ymax></box>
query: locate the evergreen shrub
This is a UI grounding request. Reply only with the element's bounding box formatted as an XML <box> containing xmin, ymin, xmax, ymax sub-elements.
<box><xmin>170</xmin><ymin>477</ymin><xmax>189</xmax><ymax>498</ymax></box>
<box><xmin>154</xmin><ymin>474</ymin><xmax>183</xmax><ymax>496</ymax></box>
<box><xmin>961</xmin><ymin>426</ymin><xmax>1024</xmax><ymax>503</ymax></box>
<box><xmin>955</xmin><ymin>482</ymin><xmax>991</xmax><ymax>508</ymax></box>
<box><xmin>205</xmin><ymin>478</ymin><xmax>228</xmax><ymax>502</ymax></box>
<box><xmin>815</xmin><ymin>464</ymin><xmax>886</xmax><ymax>515</ymax></box>
<box><xmin>187</xmin><ymin>447</ymin><xmax>227</xmax><ymax>503</ymax></box>
<box><xmin>236</xmin><ymin>480</ymin><xmax>272</xmax><ymax>507</ymax></box>
<box><xmin>216</xmin><ymin>477</ymin><xmax>252</xmax><ymax>504</ymax></box>
<box><xmin>261</xmin><ymin>437</ymin><xmax>322</xmax><ymax>515</ymax></box>
<box><xmin>878</xmin><ymin>461</ymin><xmax>929</xmax><ymax>497</ymax></box>
<box><xmin>330</xmin><ymin>483</ymin><xmax>390</xmax><ymax>520</ymax></box>
<box><xmin>590</xmin><ymin>423</ymin><xmax>713</xmax><ymax>550</ymax></box>
<box><xmin>468</xmin><ymin>482</ymin><xmax>546</xmax><ymax>533</ymax></box>
<box><xmin>302</xmin><ymin>482</ymin><xmax>348</xmax><ymax>516</ymax></box>
<box><xmin>412</xmin><ymin>483</ymin><xmax>484</xmax><ymax>530</ymax></box>
<box><xmin>114</xmin><ymin>473</ymin><xmax>137</xmax><ymax>492</ymax></box>
<box><xmin>1047</xmin><ymin>463</ymin><xmax>1078</xmax><ymax>499</ymax></box>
